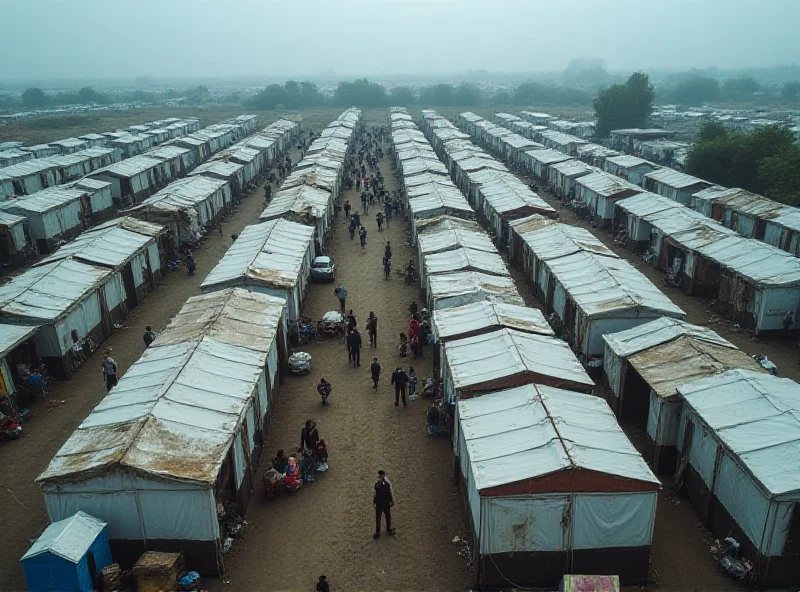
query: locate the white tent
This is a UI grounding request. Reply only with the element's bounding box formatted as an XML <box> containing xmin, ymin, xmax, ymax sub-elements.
<box><xmin>422</xmin><ymin>246</ymin><xmax>508</xmax><ymax>290</ymax></box>
<box><xmin>427</xmin><ymin>271</ymin><xmax>524</xmax><ymax>311</ymax></box>
<box><xmin>259</xmin><ymin>185</ymin><xmax>332</xmax><ymax>248</ymax></box>
<box><xmin>432</xmin><ymin>300</ymin><xmax>553</xmax><ymax>343</ymax></box>
<box><xmin>676</xmin><ymin>370</ymin><xmax>800</xmax><ymax>588</ymax></box>
<box><xmin>0</xmin><ymin>188</ymin><xmax>85</xmax><ymax>253</ymax></box>
<box><xmin>201</xmin><ymin>219</ymin><xmax>315</xmax><ymax>322</ymax></box>
<box><xmin>36</xmin><ymin>288</ymin><xmax>286</xmax><ymax>575</ymax></box>
<box><xmin>457</xmin><ymin>384</ymin><xmax>659</xmax><ymax>588</ymax></box>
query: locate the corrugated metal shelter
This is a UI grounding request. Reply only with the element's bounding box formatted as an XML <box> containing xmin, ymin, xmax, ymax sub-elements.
<box><xmin>676</xmin><ymin>370</ymin><xmax>800</xmax><ymax>588</ymax></box>
<box><xmin>603</xmin><ymin>155</ymin><xmax>661</xmax><ymax>187</ymax></box>
<box><xmin>36</xmin><ymin>288</ymin><xmax>287</xmax><ymax>575</ymax></box>
<box><xmin>602</xmin><ymin>318</ymin><xmax>763</xmax><ymax>474</ymax></box>
<box><xmin>0</xmin><ymin>209</ymin><xmax>31</xmax><ymax>266</ymax></box>
<box><xmin>190</xmin><ymin>161</ymin><xmax>245</xmax><ymax>200</ymax></box>
<box><xmin>575</xmin><ymin>171</ymin><xmax>644</xmax><ymax>228</ymax></box>
<box><xmin>50</xmin><ymin>138</ymin><xmax>88</xmax><ymax>155</ymax></box>
<box><xmin>0</xmin><ymin>160</ymin><xmax>61</xmax><ymax>195</ymax></box>
<box><xmin>644</xmin><ymin>168</ymin><xmax>712</xmax><ymax>205</ymax></box>
<box><xmin>201</xmin><ymin>219</ymin><xmax>315</xmax><ymax>322</ymax></box>
<box><xmin>548</xmin><ymin>159</ymin><xmax>595</xmax><ymax>198</ymax></box>
<box><xmin>89</xmin><ymin>155</ymin><xmax>167</xmax><ymax>205</ymax></box>
<box><xmin>522</xmin><ymin>148</ymin><xmax>572</xmax><ymax>180</ymax></box>
<box><xmin>457</xmin><ymin>384</ymin><xmax>659</xmax><ymax>589</ymax></box>
<box><xmin>0</xmin><ymin>188</ymin><xmax>87</xmax><ymax>253</ymax></box>
<box><xmin>66</xmin><ymin>178</ymin><xmax>114</xmax><ymax>223</ymax></box>
<box><xmin>145</xmin><ymin>145</ymin><xmax>195</xmax><ymax>178</ymax></box>
<box><xmin>0</xmin><ymin>148</ymin><xmax>32</xmax><ymax>167</ymax></box>
<box><xmin>0</xmin><ymin>258</ymin><xmax>123</xmax><ymax>377</ymax></box>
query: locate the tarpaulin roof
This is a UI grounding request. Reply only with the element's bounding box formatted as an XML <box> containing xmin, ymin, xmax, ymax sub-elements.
<box><xmin>508</xmin><ymin>213</ymin><xmax>560</xmax><ymax>236</ymax></box>
<box><xmin>517</xmin><ymin>222</ymin><xmax>617</xmax><ymax>261</ymax></box>
<box><xmin>202</xmin><ymin>219</ymin><xmax>314</xmax><ymax>290</ymax></box>
<box><xmin>145</xmin><ymin>145</ymin><xmax>192</xmax><ymax>160</ymax></box>
<box><xmin>458</xmin><ymin>384</ymin><xmax>658</xmax><ymax>491</ymax></box>
<box><xmin>679</xmin><ymin>369</ymin><xmax>800</xmax><ymax>497</ymax></box>
<box><xmin>546</xmin><ymin>251</ymin><xmax>685</xmax><ymax>319</ymax></box>
<box><xmin>21</xmin><ymin>511</ymin><xmax>106</xmax><ymax>563</ymax></box>
<box><xmin>140</xmin><ymin>176</ymin><xmax>227</xmax><ymax>214</ymax></box>
<box><xmin>408</xmin><ymin>184</ymin><xmax>472</xmax><ymax>217</ymax></box>
<box><xmin>37</xmin><ymin>288</ymin><xmax>286</xmax><ymax>485</ymax></box>
<box><xmin>428</xmin><ymin>271</ymin><xmax>524</xmax><ymax>309</ymax></box>
<box><xmin>605</xmin><ymin>155</ymin><xmax>659</xmax><ymax>170</ymax></box>
<box><xmin>445</xmin><ymin>328</ymin><xmax>594</xmax><ymax>392</ymax></box>
<box><xmin>645</xmin><ymin>168</ymin><xmax>710</xmax><ymax>190</ymax></box>
<box><xmin>424</xmin><ymin>246</ymin><xmax>509</xmax><ymax>277</ymax></box>
<box><xmin>38</xmin><ymin>225</ymin><xmax>154</xmax><ymax>269</ymax></box>
<box><xmin>575</xmin><ymin>171</ymin><xmax>643</xmax><ymax>198</ymax></box>
<box><xmin>415</xmin><ymin>214</ymin><xmax>482</xmax><ymax>236</ymax></box>
<box><xmin>261</xmin><ymin>184</ymin><xmax>331</xmax><ymax>220</ymax></box>
<box><xmin>0</xmin><ymin>188</ymin><xmax>83</xmax><ymax>215</ymax></box>
<box><xmin>418</xmin><ymin>225</ymin><xmax>497</xmax><ymax>256</ymax></box>
<box><xmin>549</xmin><ymin>159</ymin><xmax>594</xmax><ymax>178</ymax></box>
<box><xmin>189</xmin><ymin>160</ymin><xmax>244</xmax><ymax>179</ymax></box>
<box><xmin>0</xmin><ymin>323</ymin><xmax>38</xmax><ymax>358</ymax></box>
<box><xmin>524</xmin><ymin>148</ymin><xmax>573</xmax><ymax>166</ymax></box>
<box><xmin>0</xmin><ymin>209</ymin><xmax>26</xmax><ymax>228</ymax></box>
<box><xmin>433</xmin><ymin>300</ymin><xmax>553</xmax><ymax>341</ymax></box>
<box><xmin>0</xmin><ymin>258</ymin><xmax>113</xmax><ymax>322</ymax></box>
<box><xmin>479</xmin><ymin>176</ymin><xmax>556</xmax><ymax>216</ymax></box>
<box><xmin>97</xmin><ymin>155</ymin><xmax>163</xmax><ymax>178</ymax></box>
<box><xmin>604</xmin><ymin>317</ymin><xmax>734</xmax><ymax>359</ymax></box>
<box><xmin>91</xmin><ymin>216</ymin><xmax>165</xmax><ymax>237</ymax></box>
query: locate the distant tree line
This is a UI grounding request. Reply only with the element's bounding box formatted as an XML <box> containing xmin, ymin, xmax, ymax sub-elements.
<box><xmin>687</xmin><ymin>122</ymin><xmax>800</xmax><ymax>206</ymax></box>
<box><xmin>666</xmin><ymin>75</ymin><xmax>800</xmax><ymax>106</ymax></box>
<box><xmin>16</xmin><ymin>84</ymin><xmax>215</xmax><ymax>109</ymax></box>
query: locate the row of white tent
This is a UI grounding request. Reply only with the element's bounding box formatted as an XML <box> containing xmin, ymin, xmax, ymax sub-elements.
<box><xmin>391</xmin><ymin>108</ymin><xmax>661</xmax><ymax>589</ymax></box>
<box><xmin>467</xmin><ymin>112</ymin><xmax>800</xmax><ymax>336</ymax></box>
<box><xmin>451</xmin><ymin>110</ymin><xmax>800</xmax><ymax>588</ymax></box>
<box><xmin>29</xmin><ymin>114</ymin><xmax>316</xmax><ymax>574</ymax></box>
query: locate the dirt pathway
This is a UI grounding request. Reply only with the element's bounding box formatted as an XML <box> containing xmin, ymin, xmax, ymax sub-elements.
<box><xmin>209</xmin><ymin>134</ymin><xmax>471</xmax><ymax>591</ymax></box>
<box><xmin>0</xmin><ymin>145</ymin><xmax>301</xmax><ymax>590</ymax></box>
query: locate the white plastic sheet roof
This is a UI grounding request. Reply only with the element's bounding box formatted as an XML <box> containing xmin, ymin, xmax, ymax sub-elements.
<box><xmin>458</xmin><ymin>384</ymin><xmax>659</xmax><ymax>491</ymax></box>
<box><xmin>401</xmin><ymin>157</ymin><xmax>449</xmax><ymax>177</ymax></box>
<box><xmin>408</xmin><ymin>185</ymin><xmax>472</xmax><ymax>217</ymax></box>
<box><xmin>615</xmin><ymin>191</ymin><xmax>685</xmax><ymax>218</ymax></box>
<box><xmin>98</xmin><ymin>155</ymin><xmax>163</xmax><ymax>178</ymax></box>
<box><xmin>261</xmin><ymin>184</ymin><xmax>331</xmax><ymax>220</ymax></box>
<box><xmin>0</xmin><ymin>323</ymin><xmax>38</xmax><ymax>358</ymax></box>
<box><xmin>190</xmin><ymin>160</ymin><xmax>244</xmax><ymax>179</ymax></box>
<box><xmin>146</xmin><ymin>145</ymin><xmax>192</xmax><ymax>161</ymax></box>
<box><xmin>282</xmin><ymin>168</ymin><xmax>339</xmax><ymax>193</ymax></box>
<box><xmin>525</xmin><ymin>148</ymin><xmax>573</xmax><ymax>166</ymax></box>
<box><xmin>428</xmin><ymin>271</ymin><xmax>524</xmax><ymax>308</ymax></box>
<box><xmin>425</xmin><ymin>246</ymin><xmax>509</xmax><ymax>277</ymax></box>
<box><xmin>140</xmin><ymin>176</ymin><xmax>227</xmax><ymax>214</ymax></box>
<box><xmin>550</xmin><ymin>159</ymin><xmax>594</xmax><ymax>178</ymax></box>
<box><xmin>38</xmin><ymin>289</ymin><xmax>285</xmax><ymax>485</ymax></box>
<box><xmin>433</xmin><ymin>300</ymin><xmax>553</xmax><ymax>341</ymax></box>
<box><xmin>645</xmin><ymin>168</ymin><xmax>710</xmax><ymax>190</ymax></box>
<box><xmin>603</xmin><ymin>317</ymin><xmax>734</xmax><ymax>358</ymax></box>
<box><xmin>91</xmin><ymin>216</ymin><xmax>165</xmax><ymax>238</ymax></box>
<box><xmin>418</xmin><ymin>226</ymin><xmax>497</xmax><ymax>256</ymax></box>
<box><xmin>0</xmin><ymin>258</ymin><xmax>112</xmax><ymax>322</ymax></box>
<box><xmin>575</xmin><ymin>171</ymin><xmax>643</xmax><ymax>197</ymax></box>
<box><xmin>202</xmin><ymin>219</ymin><xmax>314</xmax><ymax>290</ymax></box>
<box><xmin>446</xmin><ymin>328</ymin><xmax>594</xmax><ymax>392</ymax></box>
<box><xmin>0</xmin><ymin>209</ymin><xmax>26</xmax><ymax>228</ymax></box>
<box><xmin>0</xmin><ymin>160</ymin><xmax>61</xmax><ymax>178</ymax></box>
<box><xmin>0</xmin><ymin>188</ymin><xmax>83</xmax><ymax>215</ymax></box>
<box><xmin>546</xmin><ymin>251</ymin><xmax>685</xmax><ymax>319</ymax></box>
<box><xmin>679</xmin><ymin>369</ymin><xmax>800</xmax><ymax>497</ymax></box>
<box><xmin>38</xmin><ymin>226</ymin><xmax>153</xmax><ymax>268</ymax></box>
<box><xmin>479</xmin><ymin>177</ymin><xmax>556</xmax><ymax>216</ymax></box>
<box><xmin>21</xmin><ymin>511</ymin><xmax>106</xmax><ymax>563</ymax></box>
<box><xmin>605</xmin><ymin>155</ymin><xmax>658</xmax><ymax>170</ymax></box>
<box><xmin>519</xmin><ymin>223</ymin><xmax>618</xmax><ymax>261</ymax></box>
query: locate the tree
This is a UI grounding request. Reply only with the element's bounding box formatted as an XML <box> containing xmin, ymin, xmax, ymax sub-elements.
<box><xmin>671</xmin><ymin>77</ymin><xmax>721</xmax><ymax>106</ymax></box>
<box><xmin>592</xmin><ymin>72</ymin><xmax>655</xmax><ymax>137</ymax></box>
<box><xmin>452</xmin><ymin>82</ymin><xmax>480</xmax><ymax>106</ymax></box>
<box><xmin>77</xmin><ymin>86</ymin><xmax>111</xmax><ymax>104</ymax></box>
<box><xmin>333</xmin><ymin>78</ymin><xmax>387</xmax><ymax>107</ymax></box>
<box><xmin>22</xmin><ymin>87</ymin><xmax>46</xmax><ymax>107</ymax></box>
<box><xmin>782</xmin><ymin>81</ymin><xmax>800</xmax><ymax>101</ymax></box>
<box><xmin>492</xmin><ymin>89</ymin><xmax>512</xmax><ymax>105</ymax></box>
<box><xmin>250</xmin><ymin>84</ymin><xmax>286</xmax><ymax>110</ymax></box>
<box><xmin>759</xmin><ymin>146</ymin><xmax>800</xmax><ymax>205</ymax></box>
<box><xmin>420</xmin><ymin>83</ymin><xmax>454</xmax><ymax>106</ymax></box>
<box><xmin>388</xmin><ymin>85</ymin><xmax>416</xmax><ymax>106</ymax></box>
<box><xmin>186</xmin><ymin>85</ymin><xmax>209</xmax><ymax>103</ymax></box>
<box><xmin>722</xmin><ymin>77</ymin><xmax>760</xmax><ymax>99</ymax></box>
<box><xmin>695</xmin><ymin>121</ymin><xmax>729</xmax><ymax>143</ymax></box>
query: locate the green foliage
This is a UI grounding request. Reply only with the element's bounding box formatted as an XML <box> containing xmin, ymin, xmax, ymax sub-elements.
<box><xmin>695</xmin><ymin>121</ymin><xmax>729</xmax><ymax>143</ymax></box>
<box><xmin>186</xmin><ymin>85</ymin><xmax>210</xmax><ymax>103</ymax></box>
<box><xmin>452</xmin><ymin>82</ymin><xmax>481</xmax><ymax>106</ymax></box>
<box><xmin>333</xmin><ymin>78</ymin><xmax>387</xmax><ymax>107</ymax></box>
<box><xmin>77</xmin><ymin>87</ymin><xmax>112</xmax><ymax>104</ymax></box>
<box><xmin>671</xmin><ymin>77</ymin><xmax>721</xmax><ymax>106</ymax></box>
<box><xmin>512</xmin><ymin>82</ymin><xmax>591</xmax><ymax>107</ymax></box>
<box><xmin>249</xmin><ymin>80</ymin><xmax>323</xmax><ymax>110</ymax></box>
<box><xmin>782</xmin><ymin>81</ymin><xmax>800</xmax><ymax>101</ymax></box>
<box><xmin>686</xmin><ymin>125</ymin><xmax>797</xmax><ymax>203</ymax></box>
<box><xmin>420</xmin><ymin>83</ymin><xmax>454</xmax><ymax>106</ymax></box>
<box><xmin>592</xmin><ymin>72</ymin><xmax>655</xmax><ymax>137</ymax></box>
<box><xmin>492</xmin><ymin>89</ymin><xmax>512</xmax><ymax>105</ymax></box>
<box><xmin>388</xmin><ymin>85</ymin><xmax>416</xmax><ymax>106</ymax></box>
<box><xmin>759</xmin><ymin>146</ymin><xmax>800</xmax><ymax>205</ymax></box>
<box><xmin>22</xmin><ymin>87</ymin><xmax>47</xmax><ymax>107</ymax></box>
<box><xmin>722</xmin><ymin>77</ymin><xmax>760</xmax><ymax>98</ymax></box>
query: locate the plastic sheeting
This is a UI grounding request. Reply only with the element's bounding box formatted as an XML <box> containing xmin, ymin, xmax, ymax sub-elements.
<box><xmin>432</xmin><ymin>300</ymin><xmax>553</xmax><ymax>342</ymax></box>
<box><xmin>572</xmin><ymin>493</ymin><xmax>657</xmax><ymax>549</ymax></box>
<box><xmin>481</xmin><ymin>496</ymin><xmax>570</xmax><ymax>553</ymax></box>
<box><xmin>22</xmin><ymin>511</ymin><xmax>106</xmax><ymax>563</ymax></box>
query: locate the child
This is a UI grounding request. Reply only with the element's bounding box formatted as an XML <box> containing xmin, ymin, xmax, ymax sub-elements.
<box><xmin>316</xmin><ymin>439</ymin><xmax>329</xmax><ymax>472</ymax></box>
<box><xmin>398</xmin><ymin>332</ymin><xmax>408</xmax><ymax>358</ymax></box>
<box><xmin>408</xmin><ymin>367</ymin><xmax>418</xmax><ymax>400</ymax></box>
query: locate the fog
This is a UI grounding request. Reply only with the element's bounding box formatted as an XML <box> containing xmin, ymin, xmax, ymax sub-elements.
<box><xmin>2</xmin><ymin>0</ymin><xmax>797</xmax><ymax>80</ymax></box>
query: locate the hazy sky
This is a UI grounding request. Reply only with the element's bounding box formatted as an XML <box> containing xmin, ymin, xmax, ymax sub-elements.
<box><xmin>2</xmin><ymin>0</ymin><xmax>797</xmax><ymax>80</ymax></box>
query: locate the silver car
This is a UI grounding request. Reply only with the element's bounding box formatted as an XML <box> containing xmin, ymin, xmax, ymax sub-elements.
<box><xmin>311</xmin><ymin>256</ymin><xmax>335</xmax><ymax>281</ymax></box>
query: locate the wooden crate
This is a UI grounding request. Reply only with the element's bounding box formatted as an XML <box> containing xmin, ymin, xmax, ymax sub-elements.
<box><xmin>132</xmin><ymin>551</ymin><xmax>184</xmax><ymax>592</ymax></box>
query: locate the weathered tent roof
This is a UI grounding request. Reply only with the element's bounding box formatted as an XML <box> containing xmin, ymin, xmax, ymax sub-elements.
<box><xmin>604</xmin><ymin>317</ymin><xmax>734</xmax><ymax>359</ymax></box>
<box><xmin>0</xmin><ymin>323</ymin><xmax>38</xmax><ymax>358</ymax></box>
<box><xmin>615</xmin><ymin>191</ymin><xmax>685</xmax><ymax>218</ymax></box>
<box><xmin>478</xmin><ymin>176</ymin><xmax>556</xmax><ymax>216</ymax></box>
<box><xmin>679</xmin><ymin>369</ymin><xmax>800</xmax><ymax>497</ymax></box>
<box><xmin>282</xmin><ymin>168</ymin><xmax>338</xmax><ymax>194</ymax></box>
<box><xmin>146</xmin><ymin>145</ymin><xmax>192</xmax><ymax>161</ymax></box>
<box><xmin>38</xmin><ymin>226</ymin><xmax>153</xmax><ymax>268</ymax></box>
<box><xmin>140</xmin><ymin>176</ymin><xmax>227</xmax><ymax>214</ymax></box>
<box><xmin>0</xmin><ymin>259</ymin><xmax>113</xmax><ymax>322</ymax></box>
<box><xmin>508</xmin><ymin>213</ymin><xmax>559</xmax><ymax>235</ymax></box>
<box><xmin>517</xmin><ymin>222</ymin><xmax>617</xmax><ymax>261</ymax></box>
<box><xmin>415</xmin><ymin>214</ymin><xmax>482</xmax><ymax>236</ymax></box>
<box><xmin>576</xmin><ymin>171</ymin><xmax>643</xmax><ymax>198</ymax></box>
<box><xmin>260</xmin><ymin>184</ymin><xmax>331</xmax><ymax>220</ymax></box>
<box><xmin>408</xmin><ymin>184</ymin><xmax>472</xmax><ymax>217</ymax></box>
<box><xmin>418</xmin><ymin>225</ymin><xmax>497</xmax><ymax>256</ymax></box>
<box><xmin>189</xmin><ymin>160</ymin><xmax>244</xmax><ymax>179</ymax></box>
<box><xmin>549</xmin><ymin>159</ymin><xmax>594</xmax><ymax>178</ymax></box>
<box><xmin>428</xmin><ymin>271</ymin><xmax>525</xmax><ymax>309</ymax></box>
<box><xmin>21</xmin><ymin>511</ymin><xmax>106</xmax><ymax>563</ymax></box>
<box><xmin>525</xmin><ymin>148</ymin><xmax>573</xmax><ymax>166</ymax></box>
<box><xmin>425</xmin><ymin>246</ymin><xmax>509</xmax><ymax>277</ymax></box>
<box><xmin>97</xmin><ymin>156</ymin><xmax>163</xmax><ymax>178</ymax></box>
<box><xmin>37</xmin><ymin>289</ymin><xmax>286</xmax><ymax>486</ymax></box>
<box><xmin>546</xmin><ymin>251</ymin><xmax>684</xmax><ymax>319</ymax></box>
<box><xmin>645</xmin><ymin>168</ymin><xmax>710</xmax><ymax>190</ymax></box>
<box><xmin>91</xmin><ymin>216</ymin><xmax>165</xmax><ymax>237</ymax></box>
<box><xmin>0</xmin><ymin>159</ymin><xmax>59</xmax><ymax>178</ymax></box>
<box><xmin>445</xmin><ymin>328</ymin><xmax>594</xmax><ymax>393</ymax></box>
<box><xmin>0</xmin><ymin>209</ymin><xmax>27</xmax><ymax>229</ymax></box>
<box><xmin>605</xmin><ymin>155</ymin><xmax>659</xmax><ymax>170</ymax></box>
<box><xmin>458</xmin><ymin>384</ymin><xmax>658</xmax><ymax>491</ymax></box>
<box><xmin>0</xmin><ymin>188</ymin><xmax>83</xmax><ymax>215</ymax></box>
<box><xmin>433</xmin><ymin>300</ymin><xmax>553</xmax><ymax>341</ymax></box>
<box><xmin>201</xmin><ymin>219</ymin><xmax>314</xmax><ymax>290</ymax></box>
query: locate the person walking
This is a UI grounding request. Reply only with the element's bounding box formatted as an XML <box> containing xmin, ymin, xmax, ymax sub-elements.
<box><xmin>316</xmin><ymin>576</ymin><xmax>330</xmax><ymax>592</ymax></box>
<box><xmin>102</xmin><ymin>350</ymin><xmax>118</xmax><ymax>393</ymax></box>
<box><xmin>366</xmin><ymin>312</ymin><xmax>378</xmax><ymax>347</ymax></box>
<box><xmin>361</xmin><ymin>191</ymin><xmax>368</xmax><ymax>214</ymax></box>
<box><xmin>409</xmin><ymin>316</ymin><xmax>422</xmax><ymax>359</ymax></box>
<box><xmin>376</xmin><ymin>210</ymin><xmax>384</xmax><ymax>232</ymax></box>
<box><xmin>343</xmin><ymin>199</ymin><xmax>352</xmax><ymax>222</ymax></box>
<box><xmin>373</xmin><ymin>470</ymin><xmax>395</xmax><ymax>539</ymax></box>
<box><xmin>334</xmin><ymin>285</ymin><xmax>347</xmax><ymax>313</ymax></box>
<box><xmin>142</xmin><ymin>325</ymin><xmax>156</xmax><ymax>348</ymax></box>
<box><xmin>347</xmin><ymin>329</ymin><xmax>362</xmax><ymax>367</ymax></box>
<box><xmin>370</xmin><ymin>357</ymin><xmax>381</xmax><ymax>389</ymax></box>
<box><xmin>384</xmin><ymin>241</ymin><xmax>392</xmax><ymax>261</ymax></box>
<box><xmin>359</xmin><ymin>226</ymin><xmax>367</xmax><ymax>250</ymax></box>
<box><xmin>186</xmin><ymin>252</ymin><xmax>196</xmax><ymax>276</ymax></box>
<box><xmin>383</xmin><ymin>255</ymin><xmax>391</xmax><ymax>280</ymax></box>
<box><xmin>391</xmin><ymin>366</ymin><xmax>409</xmax><ymax>407</ymax></box>
<box><xmin>408</xmin><ymin>366</ymin><xmax>418</xmax><ymax>400</ymax></box>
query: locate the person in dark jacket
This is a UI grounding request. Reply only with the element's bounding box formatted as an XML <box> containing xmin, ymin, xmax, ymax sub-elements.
<box><xmin>391</xmin><ymin>367</ymin><xmax>409</xmax><ymax>407</ymax></box>
<box><xmin>370</xmin><ymin>357</ymin><xmax>381</xmax><ymax>389</ymax></box>
<box><xmin>347</xmin><ymin>329</ymin><xmax>362</xmax><ymax>367</ymax></box>
<box><xmin>373</xmin><ymin>470</ymin><xmax>395</xmax><ymax>539</ymax></box>
<box><xmin>142</xmin><ymin>326</ymin><xmax>156</xmax><ymax>348</ymax></box>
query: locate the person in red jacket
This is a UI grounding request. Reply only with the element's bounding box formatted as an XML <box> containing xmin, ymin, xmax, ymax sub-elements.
<box><xmin>408</xmin><ymin>317</ymin><xmax>421</xmax><ymax>359</ymax></box>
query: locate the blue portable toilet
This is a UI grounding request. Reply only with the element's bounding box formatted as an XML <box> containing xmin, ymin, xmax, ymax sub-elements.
<box><xmin>21</xmin><ymin>511</ymin><xmax>113</xmax><ymax>592</ymax></box>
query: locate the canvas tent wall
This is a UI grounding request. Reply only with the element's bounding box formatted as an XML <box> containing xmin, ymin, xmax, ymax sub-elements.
<box><xmin>0</xmin><ymin>323</ymin><xmax>38</xmax><ymax>399</ymax></box>
<box><xmin>67</xmin><ymin>178</ymin><xmax>115</xmax><ymax>223</ymax></box>
<box><xmin>676</xmin><ymin>370</ymin><xmax>800</xmax><ymax>588</ymax></box>
<box><xmin>0</xmin><ymin>209</ymin><xmax>31</xmax><ymax>267</ymax></box>
<box><xmin>0</xmin><ymin>160</ymin><xmax>61</xmax><ymax>195</ymax></box>
<box><xmin>644</xmin><ymin>168</ymin><xmax>712</xmax><ymax>205</ymax></box>
<box><xmin>457</xmin><ymin>384</ymin><xmax>659</xmax><ymax>589</ymax></box>
<box><xmin>190</xmin><ymin>161</ymin><xmax>245</xmax><ymax>201</ymax></box>
<box><xmin>36</xmin><ymin>288</ymin><xmax>286</xmax><ymax>575</ymax></box>
<box><xmin>201</xmin><ymin>219</ymin><xmax>315</xmax><ymax>323</ymax></box>
<box><xmin>89</xmin><ymin>156</ymin><xmax>166</xmax><ymax>205</ymax></box>
<box><xmin>602</xmin><ymin>318</ymin><xmax>764</xmax><ymax>474</ymax></box>
<box><xmin>574</xmin><ymin>171</ymin><xmax>643</xmax><ymax>228</ymax></box>
<box><xmin>0</xmin><ymin>258</ymin><xmax>122</xmax><ymax>378</ymax></box>
<box><xmin>0</xmin><ymin>188</ymin><xmax>86</xmax><ymax>253</ymax></box>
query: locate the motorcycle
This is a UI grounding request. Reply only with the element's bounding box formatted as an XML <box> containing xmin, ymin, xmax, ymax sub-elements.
<box><xmin>404</xmin><ymin>267</ymin><xmax>418</xmax><ymax>285</ymax></box>
<box><xmin>712</xmin><ymin>538</ymin><xmax>752</xmax><ymax>582</ymax></box>
<box><xmin>317</xmin><ymin>381</ymin><xmax>332</xmax><ymax>405</ymax></box>
<box><xmin>297</xmin><ymin>316</ymin><xmax>318</xmax><ymax>345</ymax></box>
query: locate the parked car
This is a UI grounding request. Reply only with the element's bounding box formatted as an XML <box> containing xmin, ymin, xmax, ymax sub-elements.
<box><xmin>311</xmin><ymin>256</ymin><xmax>335</xmax><ymax>281</ymax></box>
